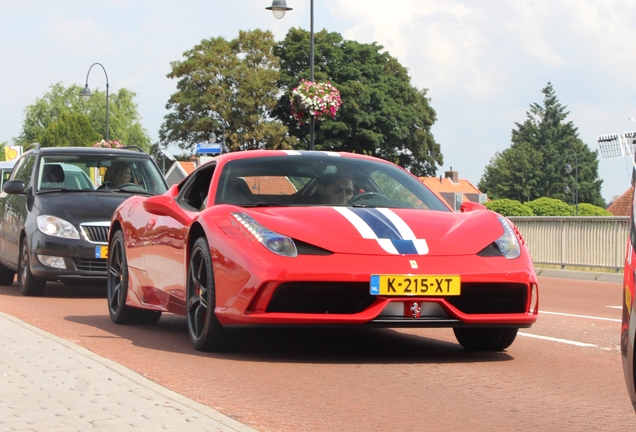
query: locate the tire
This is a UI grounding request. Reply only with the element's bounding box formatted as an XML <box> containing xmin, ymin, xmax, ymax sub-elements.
<box><xmin>186</xmin><ymin>237</ymin><xmax>243</xmax><ymax>352</ymax></box>
<box><xmin>0</xmin><ymin>261</ymin><xmax>15</xmax><ymax>286</ymax></box>
<box><xmin>19</xmin><ymin>239</ymin><xmax>45</xmax><ymax>296</ymax></box>
<box><xmin>107</xmin><ymin>230</ymin><xmax>161</xmax><ymax>325</ymax></box>
<box><xmin>453</xmin><ymin>327</ymin><xmax>518</xmax><ymax>351</ymax></box>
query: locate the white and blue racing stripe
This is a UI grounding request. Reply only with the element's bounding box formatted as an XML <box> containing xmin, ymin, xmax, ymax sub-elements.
<box><xmin>282</xmin><ymin>150</ymin><xmax>341</xmax><ymax>156</ymax></box>
<box><xmin>333</xmin><ymin>207</ymin><xmax>428</xmax><ymax>255</ymax></box>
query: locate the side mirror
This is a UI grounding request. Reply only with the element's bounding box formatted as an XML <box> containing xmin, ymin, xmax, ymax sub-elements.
<box><xmin>460</xmin><ymin>201</ymin><xmax>487</xmax><ymax>212</ymax></box>
<box><xmin>3</xmin><ymin>180</ymin><xmax>26</xmax><ymax>195</ymax></box>
<box><xmin>142</xmin><ymin>195</ymin><xmax>191</xmax><ymax>225</ymax></box>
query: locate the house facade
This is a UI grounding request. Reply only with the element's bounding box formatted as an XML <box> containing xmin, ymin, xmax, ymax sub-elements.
<box><xmin>419</xmin><ymin>168</ymin><xmax>488</xmax><ymax>211</ymax></box>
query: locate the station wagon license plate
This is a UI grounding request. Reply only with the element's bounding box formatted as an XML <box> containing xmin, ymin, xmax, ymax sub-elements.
<box><xmin>370</xmin><ymin>275</ymin><xmax>461</xmax><ymax>296</ymax></box>
<box><xmin>95</xmin><ymin>246</ymin><xmax>108</xmax><ymax>259</ymax></box>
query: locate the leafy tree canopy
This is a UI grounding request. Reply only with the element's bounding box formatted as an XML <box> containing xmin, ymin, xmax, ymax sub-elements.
<box><xmin>16</xmin><ymin>83</ymin><xmax>151</xmax><ymax>150</ymax></box>
<box><xmin>274</xmin><ymin>28</ymin><xmax>443</xmax><ymax>177</ymax></box>
<box><xmin>38</xmin><ymin>112</ymin><xmax>101</xmax><ymax>148</ymax></box>
<box><xmin>478</xmin><ymin>83</ymin><xmax>604</xmax><ymax>207</ymax></box>
<box><xmin>160</xmin><ymin>29</ymin><xmax>297</xmax><ymax>152</ymax></box>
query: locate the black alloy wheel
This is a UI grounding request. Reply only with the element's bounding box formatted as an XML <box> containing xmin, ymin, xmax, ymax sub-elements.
<box><xmin>453</xmin><ymin>327</ymin><xmax>519</xmax><ymax>351</ymax></box>
<box><xmin>107</xmin><ymin>229</ymin><xmax>161</xmax><ymax>325</ymax></box>
<box><xmin>19</xmin><ymin>239</ymin><xmax>45</xmax><ymax>296</ymax></box>
<box><xmin>186</xmin><ymin>236</ymin><xmax>243</xmax><ymax>352</ymax></box>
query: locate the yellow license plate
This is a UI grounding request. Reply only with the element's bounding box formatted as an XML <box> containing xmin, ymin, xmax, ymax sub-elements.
<box><xmin>95</xmin><ymin>246</ymin><xmax>108</xmax><ymax>259</ymax></box>
<box><xmin>370</xmin><ymin>275</ymin><xmax>461</xmax><ymax>296</ymax></box>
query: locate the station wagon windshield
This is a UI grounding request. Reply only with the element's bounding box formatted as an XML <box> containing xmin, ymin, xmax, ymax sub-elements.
<box><xmin>37</xmin><ymin>155</ymin><xmax>167</xmax><ymax>195</ymax></box>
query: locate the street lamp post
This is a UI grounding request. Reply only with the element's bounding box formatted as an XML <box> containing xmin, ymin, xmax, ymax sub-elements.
<box><xmin>267</xmin><ymin>0</ymin><xmax>315</xmax><ymax>151</ymax></box>
<box><xmin>565</xmin><ymin>150</ymin><xmax>579</xmax><ymax>216</ymax></box>
<box><xmin>81</xmin><ymin>63</ymin><xmax>110</xmax><ymax>141</ymax></box>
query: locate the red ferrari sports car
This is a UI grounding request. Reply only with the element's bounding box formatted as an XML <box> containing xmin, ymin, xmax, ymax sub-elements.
<box><xmin>622</xmin><ymin>164</ymin><xmax>636</xmax><ymax>412</ymax></box>
<box><xmin>107</xmin><ymin>150</ymin><xmax>538</xmax><ymax>352</ymax></box>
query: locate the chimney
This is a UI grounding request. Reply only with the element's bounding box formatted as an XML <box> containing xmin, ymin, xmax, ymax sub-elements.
<box><xmin>444</xmin><ymin>166</ymin><xmax>459</xmax><ymax>183</ymax></box>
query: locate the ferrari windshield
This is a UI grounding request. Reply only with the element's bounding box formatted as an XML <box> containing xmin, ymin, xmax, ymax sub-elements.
<box><xmin>215</xmin><ymin>154</ymin><xmax>450</xmax><ymax>211</ymax></box>
<box><xmin>37</xmin><ymin>155</ymin><xmax>168</xmax><ymax>195</ymax></box>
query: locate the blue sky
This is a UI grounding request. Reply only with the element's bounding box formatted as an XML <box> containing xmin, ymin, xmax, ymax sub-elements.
<box><xmin>2</xmin><ymin>0</ymin><xmax>635</xmax><ymax>204</ymax></box>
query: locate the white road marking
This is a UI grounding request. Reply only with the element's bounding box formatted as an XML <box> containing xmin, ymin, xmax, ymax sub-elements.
<box><xmin>540</xmin><ymin>310</ymin><xmax>621</xmax><ymax>322</ymax></box>
<box><xmin>518</xmin><ymin>332</ymin><xmax>597</xmax><ymax>347</ymax></box>
<box><xmin>606</xmin><ymin>306</ymin><xmax>622</xmax><ymax>310</ymax></box>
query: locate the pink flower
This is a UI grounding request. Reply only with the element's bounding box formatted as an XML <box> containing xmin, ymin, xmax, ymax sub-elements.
<box><xmin>291</xmin><ymin>80</ymin><xmax>342</xmax><ymax>125</ymax></box>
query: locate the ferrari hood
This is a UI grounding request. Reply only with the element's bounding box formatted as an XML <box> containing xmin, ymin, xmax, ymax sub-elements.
<box><xmin>239</xmin><ymin>206</ymin><xmax>505</xmax><ymax>256</ymax></box>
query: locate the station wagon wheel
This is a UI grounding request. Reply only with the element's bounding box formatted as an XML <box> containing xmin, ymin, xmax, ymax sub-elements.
<box><xmin>186</xmin><ymin>236</ymin><xmax>243</xmax><ymax>352</ymax></box>
<box><xmin>108</xmin><ymin>229</ymin><xmax>161</xmax><ymax>325</ymax></box>
<box><xmin>453</xmin><ymin>327</ymin><xmax>518</xmax><ymax>351</ymax></box>
<box><xmin>19</xmin><ymin>239</ymin><xmax>45</xmax><ymax>296</ymax></box>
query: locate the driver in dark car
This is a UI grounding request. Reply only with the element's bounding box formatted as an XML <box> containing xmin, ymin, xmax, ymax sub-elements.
<box><xmin>321</xmin><ymin>173</ymin><xmax>355</xmax><ymax>205</ymax></box>
<box><xmin>101</xmin><ymin>162</ymin><xmax>135</xmax><ymax>189</ymax></box>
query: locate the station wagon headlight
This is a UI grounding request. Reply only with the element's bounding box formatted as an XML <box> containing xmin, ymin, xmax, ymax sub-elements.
<box><xmin>36</xmin><ymin>215</ymin><xmax>80</xmax><ymax>239</ymax></box>
<box><xmin>494</xmin><ymin>216</ymin><xmax>521</xmax><ymax>259</ymax></box>
<box><xmin>232</xmin><ymin>212</ymin><xmax>298</xmax><ymax>257</ymax></box>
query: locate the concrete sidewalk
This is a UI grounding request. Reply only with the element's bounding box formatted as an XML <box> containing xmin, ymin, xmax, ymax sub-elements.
<box><xmin>0</xmin><ymin>311</ymin><xmax>256</xmax><ymax>432</ymax></box>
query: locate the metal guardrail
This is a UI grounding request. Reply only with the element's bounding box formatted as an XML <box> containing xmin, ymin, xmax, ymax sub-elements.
<box><xmin>508</xmin><ymin>216</ymin><xmax>630</xmax><ymax>272</ymax></box>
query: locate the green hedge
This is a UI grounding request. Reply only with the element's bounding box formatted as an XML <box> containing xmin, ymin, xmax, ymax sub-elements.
<box><xmin>484</xmin><ymin>197</ymin><xmax>613</xmax><ymax>216</ymax></box>
<box><xmin>484</xmin><ymin>199</ymin><xmax>534</xmax><ymax>216</ymax></box>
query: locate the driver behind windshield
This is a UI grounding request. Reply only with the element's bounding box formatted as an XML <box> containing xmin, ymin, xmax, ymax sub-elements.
<box><xmin>102</xmin><ymin>162</ymin><xmax>134</xmax><ymax>188</ymax></box>
<box><xmin>321</xmin><ymin>173</ymin><xmax>355</xmax><ymax>205</ymax></box>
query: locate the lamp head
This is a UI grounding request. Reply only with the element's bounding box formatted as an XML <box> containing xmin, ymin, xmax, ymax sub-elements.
<box><xmin>266</xmin><ymin>0</ymin><xmax>293</xmax><ymax>19</ymax></box>
<box><xmin>81</xmin><ymin>84</ymin><xmax>92</xmax><ymax>102</ymax></box>
<box><xmin>565</xmin><ymin>163</ymin><xmax>573</xmax><ymax>174</ymax></box>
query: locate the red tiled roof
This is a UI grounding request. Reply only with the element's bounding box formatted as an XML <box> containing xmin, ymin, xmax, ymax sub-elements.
<box><xmin>419</xmin><ymin>176</ymin><xmax>486</xmax><ymax>206</ymax></box>
<box><xmin>607</xmin><ymin>187</ymin><xmax>633</xmax><ymax>216</ymax></box>
<box><xmin>243</xmin><ymin>176</ymin><xmax>297</xmax><ymax>195</ymax></box>
<box><xmin>178</xmin><ymin>161</ymin><xmax>197</xmax><ymax>175</ymax></box>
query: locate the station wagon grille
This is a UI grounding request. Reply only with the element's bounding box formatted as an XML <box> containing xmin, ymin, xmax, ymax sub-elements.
<box><xmin>73</xmin><ymin>258</ymin><xmax>108</xmax><ymax>273</ymax></box>
<box><xmin>81</xmin><ymin>224</ymin><xmax>110</xmax><ymax>244</ymax></box>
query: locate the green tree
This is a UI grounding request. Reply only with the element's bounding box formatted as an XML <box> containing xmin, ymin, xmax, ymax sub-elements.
<box><xmin>274</xmin><ymin>28</ymin><xmax>442</xmax><ymax>176</ymax></box>
<box><xmin>484</xmin><ymin>198</ymin><xmax>534</xmax><ymax>216</ymax></box>
<box><xmin>524</xmin><ymin>197</ymin><xmax>573</xmax><ymax>216</ymax></box>
<box><xmin>16</xmin><ymin>83</ymin><xmax>151</xmax><ymax>150</ymax></box>
<box><xmin>38</xmin><ymin>112</ymin><xmax>101</xmax><ymax>148</ymax></box>
<box><xmin>479</xmin><ymin>143</ymin><xmax>543</xmax><ymax>202</ymax></box>
<box><xmin>160</xmin><ymin>29</ymin><xmax>297</xmax><ymax>152</ymax></box>
<box><xmin>478</xmin><ymin>83</ymin><xmax>604</xmax><ymax>206</ymax></box>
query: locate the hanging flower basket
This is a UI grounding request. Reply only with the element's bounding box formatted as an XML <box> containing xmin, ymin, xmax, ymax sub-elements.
<box><xmin>290</xmin><ymin>80</ymin><xmax>342</xmax><ymax>125</ymax></box>
<box><xmin>93</xmin><ymin>139</ymin><xmax>123</xmax><ymax>148</ymax></box>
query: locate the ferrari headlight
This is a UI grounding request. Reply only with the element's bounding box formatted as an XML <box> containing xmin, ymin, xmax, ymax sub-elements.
<box><xmin>232</xmin><ymin>212</ymin><xmax>298</xmax><ymax>257</ymax></box>
<box><xmin>495</xmin><ymin>216</ymin><xmax>521</xmax><ymax>259</ymax></box>
<box><xmin>36</xmin><ymin>215</ymin><xmax>80</xmax><ymax>239</ymax></box>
